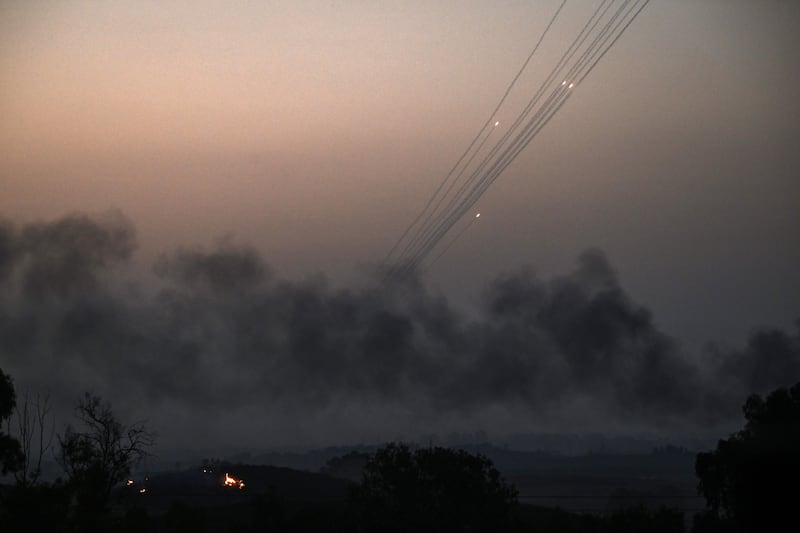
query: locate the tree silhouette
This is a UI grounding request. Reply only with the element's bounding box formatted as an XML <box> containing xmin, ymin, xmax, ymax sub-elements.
<box><xmin>0</xmin><ymin>367</ymin><xmax>23</xmax><ymax>474</ymax></box>
<box><xmin>695</xmin><ymin>382</ymin><xmax>800</xmax><ymax>532</ymax></box>
<box><xmin>349</xmin><ymin>443</ymin><xmax>517</xmax><ymax>533</ymax></box>
<box><xmin>13</xmin><ymin>391</ymin><xmax>55</xmax><ymax>487</ymax></box>
<box><xmin>57</xmin><ymin>392</ymin><xmax>155</xmax><ymax>515</ymax></box>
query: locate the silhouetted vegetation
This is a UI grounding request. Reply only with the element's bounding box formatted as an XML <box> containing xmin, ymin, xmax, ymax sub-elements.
<box><xmin>0</xmin><ymin>480</ymin><xmax>71</xmax><ymax>532</ymax></box>
<box><xmin>0</xmin><ymin>368</ymin><xmax>23</xmax><ymax>474</ymax></box>
<box><xmin>13</xmin><ymin>365</ymin><xmax>799</xmax><ymax>532</ymax></box>
<box><xmin>57</xmin><ymin>392</ymin><xmax>155</xmax><ymax>517</ymax></box>
<box><xmin>13</xmin><ymin>390</ymin><xmax>55</xmax><ymax>487</ymax></box>
<box><xmin>0</xmin><ymin>367</ymin><xmax>69</xmax><ymax>530</ymax></box>
<box><xmin>348</xmin><ymin>443</ymin><xmax>518</xmax><ymax>532</ymax></box>
<box><xmin>694</xmin><ymin>382</ymin><xmax>800</xmax><ymax>532</ymax></box>
<box><xmin>165</xmin><ymin>500</ymin><xmax>208</xmax><ymax>533</ymax></box>
<box><xmin>513</xmin><ymin>504</ymin><xmax>685</xmax><ymax>533</ymax></box>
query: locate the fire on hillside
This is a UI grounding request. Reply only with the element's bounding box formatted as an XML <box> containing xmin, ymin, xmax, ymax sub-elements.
<box><xmin>223</xmin><ymin>472</ymin><xmax>245</xmax><ymax>490</ymax></box>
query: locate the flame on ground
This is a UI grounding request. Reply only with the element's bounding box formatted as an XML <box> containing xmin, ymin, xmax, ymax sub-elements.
<box><xmin>223</xmin><ymin>472</ymin><xmax>245</xmax><ymax>490</ymax></box>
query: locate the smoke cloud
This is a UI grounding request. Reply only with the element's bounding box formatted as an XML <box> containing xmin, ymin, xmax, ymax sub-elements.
<box><xmin>0</xmin><ymin>212</ymin><xmax>797</xmax><ymax>445</ymax></box>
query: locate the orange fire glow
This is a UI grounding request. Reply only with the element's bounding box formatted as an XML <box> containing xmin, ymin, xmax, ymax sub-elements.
<box><xmin>223</xmin><ymin>472</ymin><xmax>245</xmax><ymax>490</ymax></box>
<box><xmin>126</xmin><ymin>479</ymin><xmax>134</xmax><ymax>486</ymax></box>
<box><xmin>139</xmin><ymin>488</ymin><xmax>147</xmax><ymax>494</ymax></box>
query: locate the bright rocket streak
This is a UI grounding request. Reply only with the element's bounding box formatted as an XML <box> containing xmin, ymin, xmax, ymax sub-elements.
<box><xmin>494</xmin><ymin>121</ymin><xmax>500</xmax><ymax>127</ymax></box>
<box><xmin>475</xmin><ymin>213</ymin><xmax>481</xmax><ymax>218</ymax></box>
<box><xmin>568</xmin><ymin>82</ymin><xmax>574</xmax><ymax>89</ymax></box>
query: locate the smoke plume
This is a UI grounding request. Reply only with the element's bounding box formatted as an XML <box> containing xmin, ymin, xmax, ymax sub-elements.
<box><xmin>0</xmin><ymin>212</ymin><xmax>797</xmax><ymax>445</ymax></box>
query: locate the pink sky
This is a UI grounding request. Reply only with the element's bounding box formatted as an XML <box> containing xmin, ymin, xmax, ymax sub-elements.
<box><xmin>2</xmin><ymin>0</ymin><xmax>798</xmax><ymax>348</ymax></box>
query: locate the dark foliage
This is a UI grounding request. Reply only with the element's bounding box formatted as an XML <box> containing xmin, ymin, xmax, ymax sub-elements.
<box><xmin>165</xmin><ymin>500</ymin><xmax>208</xmax><ymax>533</ymax></box>
<box><xmin>0</xmin><ymin>482</ymin><xmax>71</xmax><ymax>532</ymax></box>
<box><xmin>122</xmin><ymin>506</ymin><xmax>151</xmax><ymax>532</ymax></box>
<box><xmin>694</xmin><ymin>382</ymin><xmax>800</xmax><ymax>532</ymax></box>
<box><xmin>514</xmin><ymin>504</ymin><xmax>685</xmax><ymax>533</ymax></box>
<box><xmin>349</xmin><ymin>443</ymin><xmax>518</xmax><ymax>533</ymax></box>
<box><xmin>250</xmin><ymin>490</ymin><xmax>289</xmax><ymax>531</ymax></box>
<box><xmin>0</xmin><ymin>367</ymin><xmax>23</xmax><ymax>474</ymax></box>
<box><xmin>57</xmin><ymin>393</ymin><xmax>155</xmax><ymax>515</ymax></box>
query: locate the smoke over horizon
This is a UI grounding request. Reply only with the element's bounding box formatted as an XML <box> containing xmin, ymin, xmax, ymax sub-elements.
<box><xmin>0</xmin><ymin>211</ymin><xmax>797</xmax><ymax>448</ymax></box>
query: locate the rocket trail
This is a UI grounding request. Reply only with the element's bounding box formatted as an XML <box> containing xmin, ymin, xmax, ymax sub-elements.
<box><xmin>386</xmin><ymin>1</ymin><xmax>652</xmax><ymax>278</ymax></box>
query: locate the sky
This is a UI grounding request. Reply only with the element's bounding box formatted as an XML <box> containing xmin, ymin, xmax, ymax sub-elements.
<box><xmin>1</xmin><ymin>1</ymin><xmax>798</xmax><ymax>449</ymax></box>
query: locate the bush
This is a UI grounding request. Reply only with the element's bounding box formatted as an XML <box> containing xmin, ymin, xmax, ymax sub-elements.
<box><xmin>695</xmin><ymin>382</ymin><xmax>800</xmax><ymax>532</ymax></box>
<box><xmin>349</xmin><ymin>443</ymin><xmax>517</xmax><ymax>533</ymax></box>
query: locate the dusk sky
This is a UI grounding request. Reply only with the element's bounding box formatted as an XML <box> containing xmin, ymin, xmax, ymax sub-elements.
<box><xmin>1</xmin><ymin>1</ymin><xmax>798</xmax><ymax>448</ymax></box>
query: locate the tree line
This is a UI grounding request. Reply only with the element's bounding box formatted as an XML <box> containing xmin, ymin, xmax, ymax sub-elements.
<box><xmin>1</xmin><ymin>367</ymin><xmax>798</xmax><ymax>532</ymax></box>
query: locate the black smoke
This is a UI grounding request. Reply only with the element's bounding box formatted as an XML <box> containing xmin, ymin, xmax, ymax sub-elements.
<box><xmin>0</xmin><ymin>212</ymin><xmax>797</xmax><ymax>444</ymax></box>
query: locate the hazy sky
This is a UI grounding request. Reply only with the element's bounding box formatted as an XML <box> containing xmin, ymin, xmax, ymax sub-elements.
<box><xmin>1</xmin><ymin>1</ymin><xmax>798</xmax><ymax>447</ymax></box>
